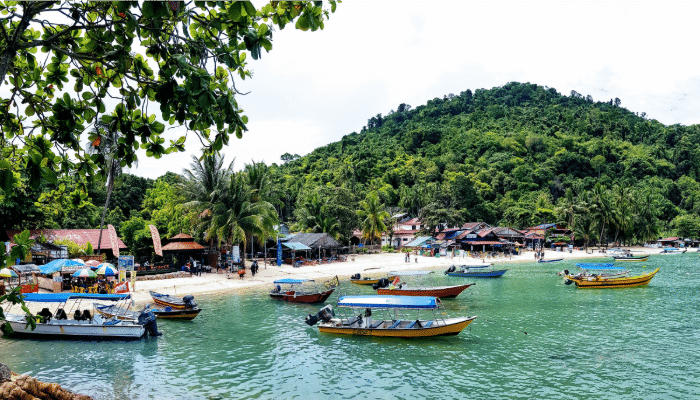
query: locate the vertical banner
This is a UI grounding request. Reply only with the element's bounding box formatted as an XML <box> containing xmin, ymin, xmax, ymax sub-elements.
<box><xmin>277</xmin><ymin>239</ymin><xmax>282</xmax><ymax>266</ymax></box>
<box><xmin>149</xmin><ymin>225</ymin><xmax>163</xmax><ymax>257</ymax></box>
<box><xmin>108</xmin><ymin>224</ymin><xmax>120</xmax><ymax>257</ymax></box>
<box><xmin>119</xmin><ymin>269</ymin><xmax>126</xmax><ymax>283</ymax></box>
<box><xmin>129</xmin><ymin>270</ymin><xmax>136</xmax><ymax>291</ymax></box>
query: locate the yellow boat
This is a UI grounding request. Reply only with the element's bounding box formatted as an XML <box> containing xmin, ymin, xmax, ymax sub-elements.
<box><xmin>350</xmin><ymin>274</ymin><xmax>397</xmax><ymax>285</ymax></box>
<box><xmin>565</xmin><ymin>268</ymin><xmax>659</xmax><ymax>288</ymax></box>
<box><xmin>305</xmin><ymin>295</ymin><xmax>476</xmax><ymax>338</ymax></box>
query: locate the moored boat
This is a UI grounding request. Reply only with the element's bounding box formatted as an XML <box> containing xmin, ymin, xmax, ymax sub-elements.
<box><xmin>305</xmin><ymin>295</ymin><xmax>476</xmax><ymax>338</ymax></box>
<box><xmin>658</xmin><ymin>247</ymin><xmax>686</xmax><ymax>255</ymax></box>
<box><xmin>561</xmin><ymin>263</ymin><xmax>630</xmax><ymax>282</ymax></box>
<box><xmin>373</xmin><ymin>271</ymin><xmax>473</xmax><ymax>298</ymax></box>
<box><xmin>538</xmin><ymin>258</ymin><xmax>563</xmax><ymax>263</ymax></box>
<box><xmin>444</xmin><ymin>265</ymin><xmax>508</xmax><ymax>278</ymax></box>
<box><xmin>149</xmin><ymin>291</ymin><xmax>198</xmax><ymax>310</ymax></box>
<box><xmin>269</xmin><ymin>276</ymin><xmax>338</xmax><ymax>304</ymax></box>
<box><xmin>95</xmin><ymin>303</ymin><xmax>202</xmax><ymax>321</ymax></box>
<box><xmin>2</xmin><ymin>293</ymin><xmax>160</xmax><ymax>339</ymax></box>
<box><xmin>350</xmin><ymin>274</ymin><xmax>397</xmax><ymax>285</ymax></box>
<box><xmin>565</xmin><ymin>268</ymin><xmax>659</xmax><ymax>288</ymax></box>
<box><xmin>611</xmin><ymin>255</ymin><xmax>649</xmax><ymax>262</ymax></box>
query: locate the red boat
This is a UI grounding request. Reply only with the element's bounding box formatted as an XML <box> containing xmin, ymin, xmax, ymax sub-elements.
<box><xmin>270</xmin><ymin>276</ymin><xmax>339</xmax><ymax>304</ymax></box>
<box><xmin>376</xmin><ymin>284</ymin><xmax>474</xmax><ymax>298</ymax></box>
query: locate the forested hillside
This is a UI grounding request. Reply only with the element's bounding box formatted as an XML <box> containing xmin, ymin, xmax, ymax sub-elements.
<box><xmin>277</xmin><ymin>82</ymin><xmax>700</xmax><ymax>244</ymax></box>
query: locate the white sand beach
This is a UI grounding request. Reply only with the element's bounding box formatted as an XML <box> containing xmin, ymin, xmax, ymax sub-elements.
<box><xmin>127</xmin><ymin>247</ymin><xmax>646</xmax><ymax>303</ymax></box>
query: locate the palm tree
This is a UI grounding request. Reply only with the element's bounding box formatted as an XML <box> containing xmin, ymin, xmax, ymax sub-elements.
<box><xmin>573</xmin><ymin>192</ymin><xmax>597</xmax><ymax>251</ymax></box>
<box><xmin>590</xmin><ymin>183</ymin><xmax>612</xmax><ymax>248</ymax></box>
<box><xmin>209</xmin><ymin>172</ymin><xmax>278</xmax><ymax>262</ymax></box>
<box><xmin>357</xmin><ymin>191</ymin><xmax>389</xmax><ymax>245</ymax></box>
<box><xmin>87</xmin><ymin>122</ymin><xmax>130</xmax><ymax>255</ymax></box>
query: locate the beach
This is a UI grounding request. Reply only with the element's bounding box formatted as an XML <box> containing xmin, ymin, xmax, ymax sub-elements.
<box><xmin>127</xmin><ymin>247</ymin><xmax>637</xmax><ymax>303</ymax></box>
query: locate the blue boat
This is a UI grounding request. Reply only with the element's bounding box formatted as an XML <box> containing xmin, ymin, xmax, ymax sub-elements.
<box><xmin>444</xmin><ymin>264</ymin><xmax>508</xmax><ymax>278</ymax></box>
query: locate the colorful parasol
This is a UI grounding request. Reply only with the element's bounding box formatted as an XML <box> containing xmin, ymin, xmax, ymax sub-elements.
<box><xmin>95</xmin><ymin>264</ymin><xmax>118</xmax><ymax>276</ymax></box>
<box><xmin>0</xmin><ymin>268</ymin><xmax>18</xmax><ymax>278</ymax></box>
<box><xmin>72</xmin><ymin>268</ymin><xmax>97</xmax><ymax>278</ymax></box>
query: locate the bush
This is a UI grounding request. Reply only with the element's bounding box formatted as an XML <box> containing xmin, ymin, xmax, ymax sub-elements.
<box><xmin>381</xmin><ymin>245</ymin><xmax>395</xmax><ymax>252</ymax></box>
<box><xmin>52</xmin><ymin>238</ymin><xmax>88</xmax><ymax>258</ymax></box>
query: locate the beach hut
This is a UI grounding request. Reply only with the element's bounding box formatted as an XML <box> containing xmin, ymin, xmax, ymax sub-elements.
<box><xmin>161</xmin><ymin>233</ymin><xmax>206</xmax><ymax>268</ymax></box>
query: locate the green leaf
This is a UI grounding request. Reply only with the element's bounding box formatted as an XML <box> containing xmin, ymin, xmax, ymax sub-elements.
<box><xmin>82</xmin><ymin>92</ymin><xmax>94</xmax><ymax>100</ymax></box>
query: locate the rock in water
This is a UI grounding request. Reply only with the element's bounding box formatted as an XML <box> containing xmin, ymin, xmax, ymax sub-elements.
<box><xmin>0</xmin><ymin>364</ymin><xmax>93</xmax><ymax>400</ymax></box>
<box><xmin>0</xmin><ymin>363</ymin><xmax>9</xmax><ymax>382</ymax></box>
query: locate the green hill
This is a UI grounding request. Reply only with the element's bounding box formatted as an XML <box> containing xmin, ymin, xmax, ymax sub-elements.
<box><xmin>279</xmin><ymin>82</ymin><xmax>700</xmax><ymax>242</ymax></box>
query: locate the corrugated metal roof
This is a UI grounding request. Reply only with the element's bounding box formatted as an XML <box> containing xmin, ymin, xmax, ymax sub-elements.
<box><xmin>282</xmin><ymin>242</ymin><xmax>312</xmax><ymax>250</ymax></box>
<box><xmin>403</xmin><ymin>236</ymin><xmax>432</xmax><ymax>247</ymax></box>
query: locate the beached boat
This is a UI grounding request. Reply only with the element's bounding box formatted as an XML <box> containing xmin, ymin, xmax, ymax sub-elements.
<box><xmin>538</xmin><ymin>258</ymin><xmax>563</xmax><ymax>263</ymax></box>
<box><xmin>95</xmin><ymin>303</ymin><xmax>202</xmax><ymax>321</ymax></box>
<box><xmin>658</xmin><ymin>248</ymin><xmax>686</xmax><ymax>255</ymax></box>
<box><xmin>444</xmin><ymin>265</ymin><xmax>508</xmax><ymax>278</ymax></box>
<box><xmin>565</xmin><ymin>268</ymin><xmax>659</xmax><ymax>288</ymax></box>
<box><xmin>269</xmin><ymin>276</ymin><xmax>338</xmax><ymax>303</ymax></box>
<box><xmin>149</xmin><ymin>291</ymin><xmax>198</xmax><ymax>310</ymax></box>
<box><xmin>1</xmin><ymin>293</ymin><xmax>160</xmax><ymax>339</ymax></box>
<box><xmin>373</xmin><ymin>271</ymin><xmax>473</xmax><ymax>298</ymax></box>
<box><xmin>350</xmin><ymin>274</ymin><xmax>397</xmax><ymax>285</ymax></box>
<box><xmin>611</xmin><ymin>254</ymin><xmax>649</xmax><ymax>262</ymax></box>
<box><xmin>305</xmin><ymin>295</ymin><xmax>477</xmax><ymax>338</ymax></box>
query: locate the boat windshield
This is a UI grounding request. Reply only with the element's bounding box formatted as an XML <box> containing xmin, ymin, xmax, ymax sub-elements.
<box><xmin>575</xmin><ymin>263</ymin><xmax>625</xmax><ymax>270</ymax></box>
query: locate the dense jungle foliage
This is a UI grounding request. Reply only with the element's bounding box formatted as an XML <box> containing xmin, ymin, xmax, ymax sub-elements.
<box><xmin>4</xmin><ymin>82</ymin><xmax>700</xmax><ymax>256</ymax></box>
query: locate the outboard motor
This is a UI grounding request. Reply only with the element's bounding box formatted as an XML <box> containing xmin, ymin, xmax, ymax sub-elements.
<box><xmin>564</xmin><ymin>279</ymin><xmax>574</xmax><ymax>285</ymax></box>
<box><xmin>445</xmin><ymin>265</ymin><xmax>456</xmax><ymax>275</ymax></box>
<box><xmin>351</xmin><ymin>273</ymin><xmax>361</xmax><ymax>280</ymax></box>
<box><xmin>182</xmin><ymin>295</ymin><xmax>197</xmax><ymax>309</ymax></box>
<box><xmin>372</xmin><ymin>278</ymin><xmax>391</xmax><ymax>290</ymax></box>
<box><xmin>74</xmin><ymin>310</ymin><xmax>84</xmax><ymax>321</ymax></box>
<box><xmin>138</xmin><ymin>307</ymin><xmax>162</xmax><ymax>337</ymax></box>
<box><xmin>305</xmin><ymin>304</ymin><xmax>335</xmax><ymax>326</ymax></box>
<box><xmin>37</xmin><ymin>308</ymin><xmax>53</xmax><ymax>322</ymax></box>
<box><xmin>82</xmin><ymin>309</ymin><xmax>92</xmax><ymax>321</ymax></box>
<box><xmin>55</xmin><ymin>308</ymin><xmax>67</xmax><ymax>320</ymax></box>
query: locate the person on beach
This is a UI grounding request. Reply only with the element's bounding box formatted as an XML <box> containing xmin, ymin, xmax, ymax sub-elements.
<box><xmin>238</xmin><ymin>266</ymin><xmax>245</xmax><ymax>279</ymax></box>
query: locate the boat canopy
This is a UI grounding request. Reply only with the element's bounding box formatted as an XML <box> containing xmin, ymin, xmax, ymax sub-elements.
<box><xmin>663</xmin><ymin>248</ymin><xmax>677</xmax><ymax>251</ymax></box>
<box><xmin>337</xmin><ymin>295</ymin><xmax>438</xmax><ymax>309</ymax></box>
<box><xmin>575</xmin><ymin>263</ymin><xmax>625</xmax><ymax>270</ymax></box>
<box><xmin>458</xmin><ymin>264</ymin><xmax>491</xmax><ymax>269</ymax></box>
<box><xmin>20</xmin><ymin>293</ymin><xmax>131</xmax><ymax>303</ymax></box>
<box><xmin>389</xmin><ymin>270</ymin><xmax>435</xmax><ymax>276</ymax></box>
<box><xmin>273</xmin><ymin>278</ymin><xmax>311</xmax><ymax>284</ymax></box>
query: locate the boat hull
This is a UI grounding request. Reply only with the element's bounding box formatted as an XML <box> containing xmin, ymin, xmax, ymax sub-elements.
<box><xmin>96</xmin><ymin>304</ymin><xmax>202</xmax><ymax>321</ymax></box>
<box><xmin>447</xmin><ymin>269</ymin><xmax>508</xmax><ymax>278</ymax></box>
<box><xmin>2</xmin><ymin>315</ymin><xmax>145</xmax><ymax>339</ymax></box>
<box><xmin>538</xmin><ymin>259</ymin><xmax>563</xmax><ymax>263</ymax></box>
<box><xmin>269</xmin><ymin>288</ymin><xmax>335</xmax><ymax>304</ymax></box>
<box><xmin>351</xmin><ymin>276</ymin><xmax>397</xmax><ymax>285</ymax></box>
<box><xmin>612</xmin><ymin>256</ymin><xmax>649</xmax><ymax>262</ymax></box>
<box><xmin>317</xmin><ymin>317</ymin><xmax>476</xmax><ymax>338</ymax></box>
<box><xmin>152</xmin><ymin>308</ymin><xmax>202</xmax><ymax>320</ymax></box>
<box><xmin>569</xmin><ymin>268</ymin><xmax>659</xmax><ymax>288</ymax></box>
<box><xmin>376</xmin><ymin>284</ymin><xmax>473</xmax><ymax>298</ymax></box>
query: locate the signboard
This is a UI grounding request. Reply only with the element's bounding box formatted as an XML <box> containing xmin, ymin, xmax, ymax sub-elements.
<box><xmin>149</xmin><ymin>225</ymin><xmax>163</xmax><ymax>257</ymax></box>
<box><xmin>276</xmin><ymin>239</ymin><xmax>282</xmax><ymax>267</ymax></box>
<box><xmin>61</xmin><ymin>266</ymin><xmax>83</xmax><ymax>274</ymax></box>
<box><xmin>119</xmin><ymin>269</ymin><xmax>126</xmax><ymax>283</ymax></box>
<box><xmin>129</xmin><ymin>270</ymin><xmax>136</xmax><ymax>291</ymax></box>
<box><xmin>53</xmin><ymin>276</ymin><xmax>63</xmax><ymax>283</ymax></box>
<box><xmin>231</xmin><ymin>246</ymin><xmax>240</xmax><ymax>263</ymax></box>
<box><xmin>118</xmin><ymin>255</ymin><xmax>134</xmax><ymax>271</ymax></box>
<box><xmin>466</xmin><ymin>234</ymin><xmax>477</xmax><ymax>239</ymax></box>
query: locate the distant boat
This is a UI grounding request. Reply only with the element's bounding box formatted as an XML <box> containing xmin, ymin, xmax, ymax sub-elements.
<box><xmin>350</xmin><ymin>274</ymin><xmax>397</xmax><ymax>285</ymax></box>
<box><xmin>611</xmin><ymin>255</ymin><xmax>649</xmax><ymax>262</ymax></box>
<box><xmin>270</xmin><ymin>276</ymin><xmax>338</xmax><ymax>303</ymax></box>
<box><xmin>538</xmin><ymin>258</ymin><xmax>563</xmax><ymax>263</ymax></box>
<box><xmin>565</xmin><ymin>268</ymin><xmax>659</xmax><ymax>289</ymax></box>
<box><xmin>305</xmin><ymin>295</ymin><xmax>477</xmax><ymax>338</ymax></box>
<box><xmin>658</xmin><ymin>248</ymin><xmax>686</xmax><ymax>255</ymax></box>
<box><xmin>373</xmin><ymin>270</ymin><xmax>473</xmax><ymax>298</ymax></box>
<box><xmin>444</xmin><ymin>264</ymin><xmax>508</xmax><ymax>278</ymax></box>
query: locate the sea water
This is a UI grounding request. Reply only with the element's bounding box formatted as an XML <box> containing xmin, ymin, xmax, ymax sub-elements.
<box><xmin>1</xmin><ymin>254</ymin><xmax>699</xmax><ymax>399</ymax></box>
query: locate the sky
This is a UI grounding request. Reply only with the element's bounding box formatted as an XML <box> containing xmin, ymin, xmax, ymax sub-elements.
<box><xmin>131</xmin><ymin>1</ymin><xmax>700</xmax><ymax>179</ymax></box>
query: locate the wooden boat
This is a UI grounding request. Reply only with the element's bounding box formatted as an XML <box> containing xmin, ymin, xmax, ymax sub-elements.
<box><xmin>565</xmin><ymin>268</ymin><xmax>659</xmax><ymax>288</ymax></box>
<box><xmin>95</xmin><ymin>303</ymin><xmax>202</xmax><ymax>321</ymax></box>
<box><xmin>305</xmin><ymin>295</ymin><xmax>477</xmax><ymax>338</ymax></box>
<box><xmin>444</xmin><ymin>265</ymin><xmax>508</xmax><ymax>278</ymax></box>
<box><xmin>269</xmin><ymin>276</ymin><xmax>338</xmax><ymax>304</ymax></box>
<box><xmin>658</xmin><ymin>248</ymin><xmax>686</xmax><ymax>255</ymax></box>
<box><xmin>376</xmin><ymin>283</ymin><xmax>474</xmax><ymax>298</ymax></box>
<box><xmin>538</xmin><ymin>258</ymin><xmax>563</xmax><ymax>263</ymax></box>
<box><xmin>611</xmin><ymin>255</ymin><xmax>649</xmax><ymax>262</ymax></box>
<box><xmin>1</xmin><ymin>293</ymin><xmax>159</xmax><ymax>339</ymax></box>
<box><xmin>350</xmin><ymin>274</ymin><xmax>397</xmax><ymax>285</ymax></box>
<box><xmin>149</xmin><ymin>291</ymin><xmax>198</xmax><ymax>310</ymax></box>
<box><xmin>562</xmin><ymin>263</ymin><xmax>630</xmax><ymax>281</ymax></box>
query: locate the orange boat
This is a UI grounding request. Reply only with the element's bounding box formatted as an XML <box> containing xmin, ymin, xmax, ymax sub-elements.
<box><xmin>374</xmin><ymin>271</ymin><xmax>475</xmax><ymax>298</ymax></box>
<box><xmin>270</xmin><ymin>276</ymin><xmax>339</xmax><ymax>304</ymax></box>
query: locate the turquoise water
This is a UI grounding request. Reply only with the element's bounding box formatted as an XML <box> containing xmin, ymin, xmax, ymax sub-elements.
<box><xmin>1</xmin><ymin>254</ymin><xmax>699</xmax><ymax>399</ymax></box>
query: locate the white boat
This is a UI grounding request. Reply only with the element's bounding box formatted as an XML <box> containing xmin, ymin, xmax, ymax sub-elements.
<box><xmin>1</xmin><ymin>293</ymin><xmax>160</xmax><ymax>339</ymax></box>
<box><xmin>658</xmin><ymin>247</ymin><xmax>686</xmax><ymax>255</ymax></box>
<box><xmin>561</xmin><ymin>263</ymin><xmax>630</xmax><ymax>284</ymax></box>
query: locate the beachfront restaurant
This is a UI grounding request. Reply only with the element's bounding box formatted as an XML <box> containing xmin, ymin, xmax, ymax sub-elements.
<box><xmin>161</xmin><ymin>233</ymin><xmax>205</xmax><ymax>270</ymax></box>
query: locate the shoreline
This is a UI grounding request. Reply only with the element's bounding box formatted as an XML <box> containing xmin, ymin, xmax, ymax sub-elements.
<box><xmin>126</xmin><ymin>248</ymin><xmax>634</xmax><ymax>303</ymax></box>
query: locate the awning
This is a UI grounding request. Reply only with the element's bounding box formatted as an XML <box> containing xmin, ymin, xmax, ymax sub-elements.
<box><xmin>337</xmin><ymin>295</ymin><xmax>437</xmax><ymax>309</ymax></box>
<box><xmin>404</xmin><ymin>236</ymin><xmax>432</xmax><ymax>247</ymax></box>
<box><xmin>283</xmin><ymin>242</ymin><xmax>311</xmax><ymax>250</ymax></box>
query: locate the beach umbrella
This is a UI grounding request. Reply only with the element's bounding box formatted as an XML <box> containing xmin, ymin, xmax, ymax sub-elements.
<box><xmin>95</xmin><ymin>264</ymin><xmax>118</xmax><ymax>276</ymax></box>
<box><xmin>71</xmin><ymin>258</ymin><xmax>86</xmax><ymax>265</ymax></box>
<box><xmin>72</xmin><ymin>268</ymin><xmax>97</xmax><ymax>278</ymax></box>
<box><xmin>85</xmin><ymin>260</ymin><xmax>101</xmax><ymax>268</ymax></box>
<box><xmin>0</xmin><ymin>268</ymin><xmax>18</xmax><ymax>278</ymax></box>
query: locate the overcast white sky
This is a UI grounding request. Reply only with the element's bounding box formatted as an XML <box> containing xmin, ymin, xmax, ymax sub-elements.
<box><xmin>132</xmin><ymin>1</ymin><xmax>700</xmax><ymax>179</ymax></box>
